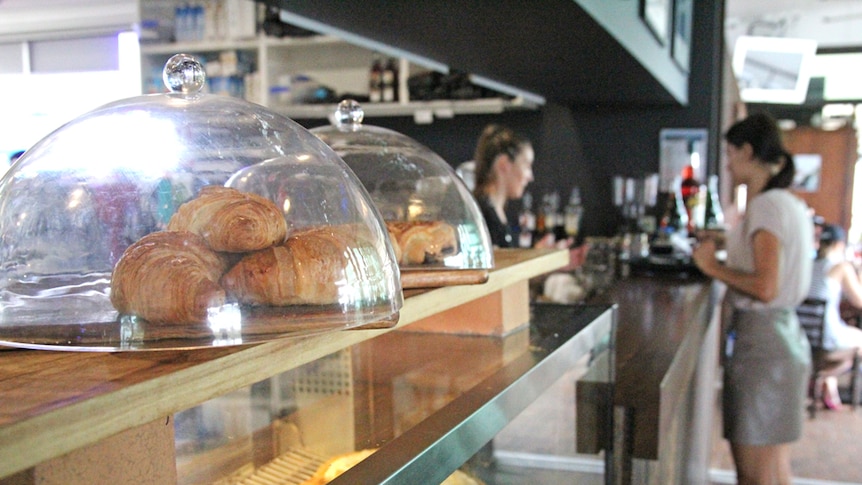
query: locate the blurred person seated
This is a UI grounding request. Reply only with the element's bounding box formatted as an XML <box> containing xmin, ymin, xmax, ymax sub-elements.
<box><xmin>807</xmin><ymin>223</ymin><xmax>862</xmax><ymax>409</ymax></box>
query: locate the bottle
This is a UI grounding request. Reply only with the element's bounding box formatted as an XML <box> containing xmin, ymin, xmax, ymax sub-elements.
<box><xmin>540</xmin><ymin>193</ymin><xmax>559</xmax><ymax>245</ymax></box>
<box><xmin>369</xmin><ymin>54</ymin><xmax>383</xmax><ymax>103</ymax></box>
<box><xmin>549</xmin><ymin>191</ymin><xmax>567</xmax><ymax>242</ymax></box>
<box><xmin>382</xmin><ymin>57</ymin><xmax>398</xmax><ymax>102</ymax></box>
<box><xmin>658</xmin><ymin>176</ymin><xmax>689</xmax><ymax>236</ymax></box>
<box><xmin>534</xmin><ymin>194</ymin><xmax>547</xmax><ymax>243</ymax></box>
<box><xmin>518</xmin><ymin>192</ymin><xmax>536</xmax><ymax>248</ymax></box>
<box><xmin>175</xmin><ymin>3</ymin><xmax>190</xmax><ymax>42</ymax></box>
<box><xmin>564</xmin><ymin>187</ymin><xmax>583</xmax><ymax>239</ymax></box>
<box><xmin>703</xmin><ymin>175</ymin><xmax>725</xmax><ymax>230</ymax></box>
<box><xmin>191</xmin><ymin>3</ymin><xmax>205</xmax><ymax>41</ymax></box>
<box><xmin>680</xmin><ymin>165</ymin><xmax>700</xmax><ymax>235</ymax></box>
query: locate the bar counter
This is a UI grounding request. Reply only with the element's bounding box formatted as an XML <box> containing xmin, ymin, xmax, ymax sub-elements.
<box><xmin>0</xmin><ymin>248</ymin><xmax>721</xmax><ymax>484</ymax></box>
<box><xmin>590</xmin><ymin>271</ymin><xmax>722</xmax><ymax>483</ymax></box>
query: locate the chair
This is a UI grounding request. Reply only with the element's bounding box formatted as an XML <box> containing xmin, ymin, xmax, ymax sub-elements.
<box><xmin>796</xmin><ymin>298</ymin><xmax>861</xmax><ymax>418</ymax></box>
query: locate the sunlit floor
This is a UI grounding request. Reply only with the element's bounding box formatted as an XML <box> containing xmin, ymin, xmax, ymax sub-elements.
<box><xmin>709</xmin><ymin>381</ymin><xmax>862</xmax><ymax>485</ymax></box>
<box><xmin>489</xmin><ymin>366</ymin><xmax>862</xmax><ymax>485</ymax></box>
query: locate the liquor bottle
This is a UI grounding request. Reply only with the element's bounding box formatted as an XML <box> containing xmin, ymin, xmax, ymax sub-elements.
<box><xmin>564</xmin><ymin>187</ymin><xmax>583</xmax><ymax>239</ymax></box>
<box><xmin>534</xmin><ymin>194</ymin><xmax>547</xmax><ymax>243</ymax></box>
<box><xmin>547</xmin><ymin>191</ymin><xmax>566</xmax><ymax>242</ymax></box>
<box><xmin>658</xmin><ymin>176</ymin><xmax>689</xmax><ymax>236</ymax></box>
<box><xmin>680</xmin><ymin>165</ymin><xmax>700</xmax><ymax>234</ymax></box>
<box><xmin>369</xmin><ymin>54</ymin><xmax>383</xmax><ymax>103</ymax></box>
<box><xmin>518</xmin><ymin>192</ymin><xmax>536</xmax><ymax>248</ymax></box>
<box><xmin>382</xmin><ymin>58</ymin><xmax>398</xmax><ymax>102</ymax></box>
<box><xmin>703</xmin><ymin>175</ymin><xmax>725</xmax><ymax>230</ymax></box>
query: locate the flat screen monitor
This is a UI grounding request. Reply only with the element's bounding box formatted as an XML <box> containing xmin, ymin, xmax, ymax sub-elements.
<box><xmin>732</xmin><ymin>35</ymin><xmax>818</xmax><ymax>104</ymax></box>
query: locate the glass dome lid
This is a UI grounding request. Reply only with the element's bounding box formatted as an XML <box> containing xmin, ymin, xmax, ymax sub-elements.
<box><xmin>0</xmin><ymin>54</ymin><xmax>402</xmax><ymax>351</ymax></box>
<box><xmin>311</xmin><ymin>100</ymin><xmax>493</xmax><ymax>288</ymax></box>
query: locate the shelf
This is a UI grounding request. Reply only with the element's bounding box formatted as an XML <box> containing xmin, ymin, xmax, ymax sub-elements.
<box><xmin>139</xmin><ymin>34</ymin><xmax>346</xmax><ymax>55</ymax></box>
<box><xmin>139</xmin><ymin>34</ymin><xmax>540</xmax><ymax>121</ymax></box>
<box><xmin>278</xmin><ymin>97</ymin><xmax>539</xmax><ymax>121</ymax></box>
<box><xmin>0</xmin><ymin>248</ymin><xmax>568</xmax><ymax>480</ymax></box>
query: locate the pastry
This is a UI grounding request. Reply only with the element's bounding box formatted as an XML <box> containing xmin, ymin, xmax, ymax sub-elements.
<box><xmin>301</xmin><ymin>449</ymin><xmax>375</xmax><ymax>485</ymax></box>
<box><xmin>386</xmin><ymin>220</ymin><xmax>458</xmax><ymax>265</ymax></box>
<box><xmin>221</xmin><ymin>225</ymin><xmax>369</xmax><ymax>306</ymax></box>
<box><xmin>110</xmin><ymin>231</ymin><xmax>229</xmax><ymax>324</ymax></box>
<box><xmin>167</xmin><ymin>185</ymin><xmax>287</xmax><ymax>252</ymax></box>
<box><xmin>301</xmin><ymin>448</ymin><xmax>483</xmax><ymax>485</ymax></box>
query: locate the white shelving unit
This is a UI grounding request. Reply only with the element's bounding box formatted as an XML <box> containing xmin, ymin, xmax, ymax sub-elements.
<box><xmin>140</xmin><ymin>33</ymin><xmax>538</xmax><ymax>123</ymax></box>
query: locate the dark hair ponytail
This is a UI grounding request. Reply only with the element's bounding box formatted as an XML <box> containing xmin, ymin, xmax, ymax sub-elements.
<box><xmin>472</xmin><ymin>124</ymin><xmax>530</xmax><ymax>197</ymax></box>
<box><xmin>764</xmin><ymin>150</ymin><xmax>795</xmax><ymax>190</ymax></box>
<box><xmin>725</xmin><ymin>112</ymin><xmax>795</xmax><ymax>191</ymax></box>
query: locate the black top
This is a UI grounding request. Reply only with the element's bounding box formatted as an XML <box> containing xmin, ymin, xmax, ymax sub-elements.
<box><xmin>477</xmin><ymin>196</ymin><xmax>514</xmax><ymax>248</ymax></box>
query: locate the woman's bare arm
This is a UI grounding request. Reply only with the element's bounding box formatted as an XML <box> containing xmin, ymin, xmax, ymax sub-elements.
<box><xmin>693</xmin><ymin>229</ymin><xmax>780</xmax><ymax>302</ymax></box>
<box><xmin>836</xmin><ymin>261</ymin><xmax>862</xmax><ymax>308</ymax></box>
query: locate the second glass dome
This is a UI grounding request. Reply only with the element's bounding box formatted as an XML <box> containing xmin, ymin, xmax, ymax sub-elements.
<box><xmin>311</xmin><ymin>101</ymin><xmax>494</xmax><ymax>288</ymax></box>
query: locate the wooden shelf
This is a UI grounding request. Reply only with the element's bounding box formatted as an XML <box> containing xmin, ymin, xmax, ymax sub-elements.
<box><xmin>0</xmin><ymin>248</ymin><xmax>568</xmax><ymax>479</ymax></box>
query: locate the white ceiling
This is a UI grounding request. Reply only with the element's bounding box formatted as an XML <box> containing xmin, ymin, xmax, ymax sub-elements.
<box><xmin>726</xmin><ymin>0</ymin><xmax>862</xmax><ymax>48</ymax></box>
<box><xmin>726</xmin><ymin>0</ymin><xmax>862</xmax><ymax>18</ymax></box>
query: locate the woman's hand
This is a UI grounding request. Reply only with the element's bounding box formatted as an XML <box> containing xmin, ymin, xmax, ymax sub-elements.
<box><xmin>694</xmin><ymin>229</ymin><xmax>726</xmax><ymax>250</ymax></box>
<box><xmin>692</xmin><ymin>238</ymin><xmax>718</xmax><ymax>277</ymax></box>
<box><xmin>533</xmin><ymin>233</ymin><xmax>574</xmax><ymax>249</ymax></box>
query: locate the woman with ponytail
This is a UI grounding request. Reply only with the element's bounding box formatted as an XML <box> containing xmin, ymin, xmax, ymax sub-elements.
<box><xmin>692</xmin><ymin>112</ymin><xmax>813</xmax><ymax>485</ymax></box>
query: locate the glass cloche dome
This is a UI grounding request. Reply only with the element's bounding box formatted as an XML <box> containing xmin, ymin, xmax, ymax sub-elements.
<box><xmin>311</xmin><ymin>100</ymin><xmax>493</xmax><ymax>288</ymax></box>
<box><xmin>0</xmin><ymin>54</ymin><xmax>402</xmax><ymax>351</ymax></box>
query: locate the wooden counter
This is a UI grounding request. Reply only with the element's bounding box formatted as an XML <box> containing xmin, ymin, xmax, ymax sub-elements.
<box><xmin>0</xmin><ymin>248</ymin><xmax>568</xmax><ymax>481</ymax></box>
<box><xmin>590</xmin><ymin>273</ymin><xmax>721</xmax><ymax>484</ymax></box>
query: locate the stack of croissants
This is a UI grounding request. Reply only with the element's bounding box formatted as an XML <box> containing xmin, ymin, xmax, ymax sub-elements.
<box><xmin>110</xmin><ymin>186</ymin><xmax>458</xmax><ymax>325</ymax></box>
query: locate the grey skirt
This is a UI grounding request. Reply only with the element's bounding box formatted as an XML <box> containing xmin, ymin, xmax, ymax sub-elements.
<box><xmin>723</xmin><ymin>307</ymin><xmax>812</xmax><ymax>445</ymax></box>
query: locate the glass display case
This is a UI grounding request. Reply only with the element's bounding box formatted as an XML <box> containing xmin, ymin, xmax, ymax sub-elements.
<box><xmin>0</xmin><ymin>55</ymin><xmax>401</xmax><ymax>351</ymax></box>
<box><xmin>311</xmin><ymin>100</ymin><xmax>493</xmax><ymax>289</ymax></box>
<box><xmin>170</xmin><ymin>303</ymin><xmax>615</xmax><ymax>484</ymax></box>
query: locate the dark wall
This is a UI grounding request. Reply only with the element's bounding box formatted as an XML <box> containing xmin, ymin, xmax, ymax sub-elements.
<box><xmin>298</xmin><ymin>1</ymin><xmax>725</xmax><ymax>238</ymax></box>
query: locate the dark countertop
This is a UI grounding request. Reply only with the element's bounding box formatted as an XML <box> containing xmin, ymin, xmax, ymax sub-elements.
<box><xmin>590</xmin><ymin>273</ymin><xmax>719</xmax><ymax>458</ymax></box>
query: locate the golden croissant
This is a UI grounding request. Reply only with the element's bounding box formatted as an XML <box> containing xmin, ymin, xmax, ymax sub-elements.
<box><xmin>110</xmin><ymin>231</ymin><xmax>229</xmax><ymax>324</ymax></box>
<box><xmin>385</xmin><ymin>220</ymin><xmax>458</xmax><ymax>265</ymax></box>
<box><xmin>299</xmin><ymin>448</ymin><xmax>482</xmax><ymax>485</ymax></box>
<box><xmin>221</xmin><ymin>225</ymin><xmax>369</xmax><ymax>306</ymax></box>
<box><xmin>167</xmin><ymin>185</ymin><xmax>287</xmax><ymax>252</ymax></box>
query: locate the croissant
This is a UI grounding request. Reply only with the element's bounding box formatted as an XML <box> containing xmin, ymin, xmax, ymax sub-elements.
<box><xmin>385</xmin><ymin>220</ymin><xmax>458</xmax><ymax>265</ymax></box>
<box><xmin>300</xmin><ymin>448</ymin><xmax>482</xmax><ymax>485</ymax></box>
<box><xmin>110</xmin><ymin>231</ymin><xmax>229</xmax><ymax>324</ymax></box>
<box><xmin>167</xmin><ymin>186</ymin><xmax>287</xmax><ymax>252</ymax></box>
<box><xmin>221</xmin><ymin>225</ymin><xmax>369</xmax><ymax>306</ymax></box>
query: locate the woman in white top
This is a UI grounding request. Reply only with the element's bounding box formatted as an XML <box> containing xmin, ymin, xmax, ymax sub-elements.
<box><xmin>808</xmin><ymin>223</ymin><xmax>862</xmax><ymax>408</ymax></box>
<box><xmin>693</xmin><ymin>113</ymin><xmax>813</xmax><ymax>485</ymax></box>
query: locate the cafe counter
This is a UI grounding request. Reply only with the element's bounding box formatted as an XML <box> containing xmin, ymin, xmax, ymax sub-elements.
<box><xmin>589</xmin><ymin>271</ymin><xmax>722</xmax><ymax>484</ymax></box>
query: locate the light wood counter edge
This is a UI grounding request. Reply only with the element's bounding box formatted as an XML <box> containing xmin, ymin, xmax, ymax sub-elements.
<box><xmin>0</xmin><ymin>248</ymin><xmax>567</xmax><ymax>478</ymax></box>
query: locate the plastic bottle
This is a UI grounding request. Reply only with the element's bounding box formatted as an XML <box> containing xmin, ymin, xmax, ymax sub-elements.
<box><xmin>175</xmin><ymin>3</ymin><xmax>190</xmax><ymax>42</ymax></box>
<box><xmin>191</xmin><ymin>3</ymin><xmax>205</xmax><ymax>41</ymax></box>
